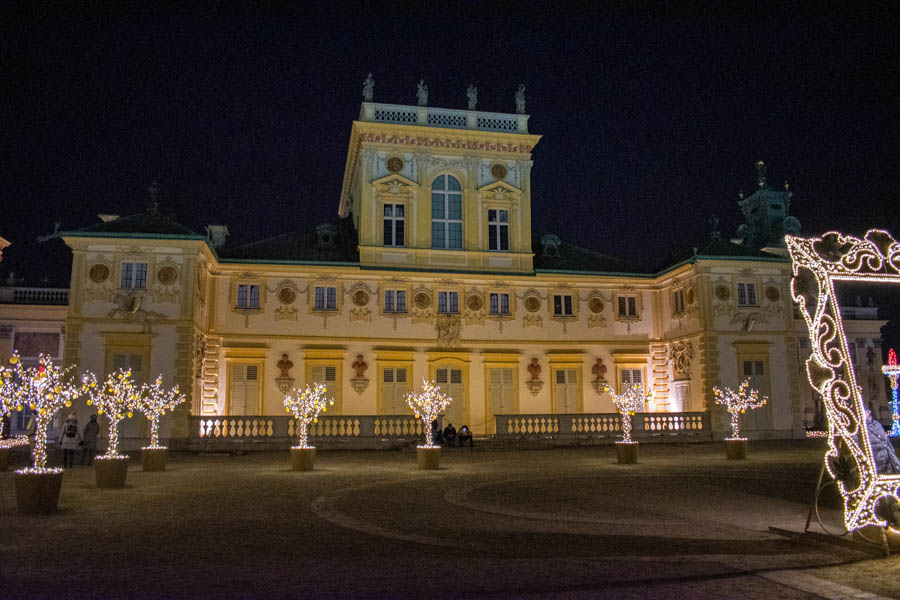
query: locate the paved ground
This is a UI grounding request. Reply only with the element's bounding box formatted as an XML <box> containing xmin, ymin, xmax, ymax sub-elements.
<box><xmin>1</xmin><ymin>440</ymin><xmax>898</xmax><ymax>599</ymax></box>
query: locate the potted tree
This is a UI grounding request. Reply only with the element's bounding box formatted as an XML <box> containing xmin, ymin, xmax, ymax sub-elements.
<box><xmin>83</xmin><ymin>369</ymin><xmax>140</xmax><ymax>488</ymax></box>
<box><xmin>405</xmin><ymin>379</ymin><xmax>452</xmax><ymax>470</ymax></box>
<box><xmin>607</xmin><ymin>383</ymin><xmax>650</xmax><ymax>464</ymax></box>
<box><xmin>7</xmin><ymin>352</ymin><xmax>84</xmax><ymax>513</ymax></box>
<box><xmin>283</xmin><ymin>383</ymin><xmax>333</xmax><ymax>471</ymax></box>
<box><xmin>713</xmin><ymin>378</ymin><xmax>767</xmax><ymax>459</ymax></box>
<box><xmin>0</xmin><ymin>361</ymin><xmax>15</xmax><ymax>470</ymax></box>
<box><xmin>137</xmin><ymin>375</ymin><xmax>186</xmax><ymax>471</ymax></box>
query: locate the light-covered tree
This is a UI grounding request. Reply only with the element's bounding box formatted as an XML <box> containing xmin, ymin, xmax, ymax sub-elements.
<box><xmin>405</xmin><ymin>379</ymin><xmax>452</xmax><ymax>448</ymax></box>
<box><xmin>607</xmin><ymin>383</ymin><xmax>650</xmax><ymax>444</ymax></box>
<box><xmin>5</xmin><ymin>352</ymin><xmax>84</xmax><ymax>471</ymax></box>
<box><xmin>0</xmin><ymin>360</ymin><xmax>14</xmax><ymax>439</ymax></box>
<box><xmin>713</xmin><ymin>378</ymin><xmax>767</xmax><ymax>439</ymax></box>
<box><xmin>138</xmin><ymin>376</ymin><xmax>186</xmax><ymax>448</ymax></box>
<box><xmin>83</xmin><ymin>369</ymin><xmax>141</xmax><ymax>458</ymax></box>
<box><xmin>283</xmin><ymin>383</ymin><xmax>333</xmax><ymax>448</ymax></box>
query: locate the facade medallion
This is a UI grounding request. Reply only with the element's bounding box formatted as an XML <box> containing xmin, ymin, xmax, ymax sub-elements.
<box><xmin>352</xmin><ymin>289</ymin><xmax>369</xmax><ymax>306</ymax></box>
<box><xmin>466</xmin><ymin>294</ymin><xmax>483</xmax><ymax>312</ymax></box>
<box><xmin>414</xmin><ymin>291</ymin><xmax>431</xmax><ymax>309</ymax></box>
<box><xmin>491</xmin><ymin>163</ymin><xmax>507</xmax><ymax>179</ymax></box>
<box><xmin>386</xmin><ymin>156</ymin><xmax>404</xmax><ymax>172</ymax></box>
<box><xmin>89</xmin><ymin>263</ymin><xmax>110</xmax><ymax>283</ymax></box>
<box><xmin>278</xmin><ymin>287</ymin><xmax>296</xmax><ymax>305</ymax></box>
<box><xmin>588</xmin><ymin>297</ymin><xmax>604</xmax><ymax>313</ymax></box>
<box><xmin>765</xmin><ymin>286</ymin><xmax>780</xmax><ymax>302</ymax></box>
<box><xmin>714</xmin><ymin>285</ymin><xmax>730</xmax><ymax>301</ymax></box>
<box><xmin>157</xmin><ymin>266</ymin><xmax>178</xmax><ymax>286</ymax></box>
<box><xmin>524</xmin><ymin>296</ymin><xmax>540</xmax><ymax>312</ymax></box>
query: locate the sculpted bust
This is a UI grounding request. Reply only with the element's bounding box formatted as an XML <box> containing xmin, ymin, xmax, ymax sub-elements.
<box><xmin>277</xmin><ymin>354</ymin><xmax>293</xmax><ymax>378</ymax></box>
<box><xmin>591</xmin><ymin>358</ymin><xmax>607</xmax><ymax>382</ymax></box>
<box><xmin>352</xmin><ymin>354</ymin><xmax>368</xmax><ymax>378</ymax></box>
<box><xmin>527</xmin><ymin>358</ymin><xmax>542</xmax><ymax>382</ymax></box>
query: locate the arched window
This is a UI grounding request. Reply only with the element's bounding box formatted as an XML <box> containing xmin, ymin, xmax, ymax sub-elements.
<box><xmin>431</xmin><ymin>174</ymin><xmax>463</xmax><ymax>249</ymax></box>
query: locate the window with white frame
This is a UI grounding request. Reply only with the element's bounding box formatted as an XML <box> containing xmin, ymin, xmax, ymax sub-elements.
<box><xmin>229</xmin><ymin>363</ymin><xmax>259</xmax><ymax>415</ymax></box>
<box><xmin>437</xmin><ymin>291</ymin><xmax>459</xmax><ymax>314</ymax></box>
<box><xmin>737</xmin><ymin>282</ymin><xmax>757</xmax><ymax>306</ymax></box>
<box><xmin>619</xmin><ymin>368</ymin><xmax>643</xmax><ymax>389</ymax></box>
<box><xmin>431</xmin><ymin>174</ymin><xmax>463</xmax><ymax>250</ymax></box>
<box><xmin>552</xmin><ymin>294</ymin><xmax>574</xmax><ymax>316</ymax></box>
<box><xmin>672</xmin><ymin>289</ymin><xmax>685</xmax><ymax>315</ymax></box>
<box><xmin>384</xmin><ymin>289</ymin><xmax>407</xmax><ymax>313</ymax></box>
<box><xmin>617</xmin><ymin>295</ymin><xmax>638</xmax><ymax>318</ymax></box>
<box><xmin>237</xmin><ymin>284</ymin><xmax>260</xmax><ymax>309</ymax></box>
<box><xmin>489</xmin><ymin>292</ymin><xmax>510</xmax><ymax>315</ymax></box>
<box><xmin>383</xmin><ymin>204</ymin><xmax>405</xmax><ymax>247</ymax></box>
<box><xmin>314</xmin><ymin>286</ymin><xmax>337</xmax><ymax>311</ymax></box>
<box><xmin>120</xmin><ymin>262</ymin><xmax>148</xmax><ymax>289</ymax></box>
<box><xmin>381</xmin><ymin>366</ymin><xmax>409</xmax><ymax>414</ymax></box>
<box><xmin>488</xmin><ymin>209</ymin><xmax>509</xmax><ymax>252</ymax></box>
<box><xmin>673</xmin><ymin>381</ymin><xmax>690</xmax><ymax>411</ymax></box>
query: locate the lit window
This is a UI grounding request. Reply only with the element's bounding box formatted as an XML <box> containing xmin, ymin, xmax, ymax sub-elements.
<box><xmin>314</xmin><ymin>286</ymin><xmax>337</xmax><ymax>310</ymax></box>
<box><xmin>553</xmin><ymin>294</ymin><xmax>574</xmax><ymax>316</ymax></box>
<box><xmin>237</xmin><ymin>284</ymin><xmax>260</xmax><ymax>309</ymax></box>
<box><xmin>617</xmin><ymin>295</ymin><xmax>638</xmax><ymax>318</ymax></box>
<box><xmin>383</xmin><ymin>204</ymin><xmax>405</xmax><ymax>247</ymax></box>
<box><xmin>737</xmin><ymin>283</ymin><xmax>757</xmax><ymax>306</ymax></box>
<box><xmin>489</xmin><ymin>292</ymin><xmax>510</xmax><ymax>315</ymax></box>
<box><xmin>488</xmin><ymin>209</ymin><xmax>509</xmax><ymax>252</ymax></box>
<box><xmin>437</xmin><ymin>291</ymin><xmax>459</xmax><ymax>314</ymax></box>
<box><xmin>120</xmin><ymin>262</ymin><xmax>148</xmax><ymax>289</ymax></box>
<box><xmin>431</xmin><ymin>174</ymin><xmax>463</xmax><ymax>250</ymax></box>
<box><xmin>384</xmin><ymin>290</ymin><xmax>407</xmax><ymax>313</ymax></box>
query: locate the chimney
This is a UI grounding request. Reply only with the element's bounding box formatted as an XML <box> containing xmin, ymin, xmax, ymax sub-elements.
<box><xmin>205</xmin><ymin>225</ymin><xmax>230</xmax><ymax>249</ymax></box>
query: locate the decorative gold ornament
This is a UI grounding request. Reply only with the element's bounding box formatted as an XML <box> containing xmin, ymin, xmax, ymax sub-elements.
<box><xmin>89</xmin><ymin>263</ymin><xmax>110</xmax><ymax>283</ymax></box>
<box><xmin>491</xmin><ymin>163</ymin><xmax>507</xmax><ymax>179</ymax></box>
<box><xmin>466</xmin><ymin>294</ymin><xmax>483</xmax><ymax>312</ymax></box>
<box><xmin>157</xmin><ymin>266</ymin><xmax>178</xmax><ymax>285</ymax></box>
<box><xmin>386</xmin><ymin>157</ymin><xmax>404</xmax><ymax>172</ymax></box>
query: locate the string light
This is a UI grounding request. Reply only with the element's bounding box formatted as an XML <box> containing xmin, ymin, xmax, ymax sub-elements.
<box><xmin>138</xmin><ymin>376</ymin><xmax>186</xmax><ymax>449</ymax></box>
<box><xmin>283</xmin><ymin>383</ymin><xmax>332</xmax><ymax>449</ymax></box>
<box><xmin>4</xmin><ymin>352</ymin><xmax>84</xmax><ymax>472</ymax></box>
<box><xmin>82</xmin><ymin>369</ymin><xmax>140</xmax><ymax>460</ymax></box>
<box><xmin>882</xmin><ymin>348</ymin><xmax>900</xmax><ymax>437</ymax></box>
<box><xmin>605</xmin><ymin>383</ymin><xmax>650</xmax><ymax>444</ymax></box>
<box><xmin>713</xmin><ymin>379</ymin><xmax>767</xmax><ymax>440</ymax></box>
<box><xmin>404</xmin><ymin>379</ymin><xmax>452</xmax><ymax>448</ymax></box>
<box><xmin>0</xmin><ymin>359</ymin><xmax>15</xmax><ymax>439</ymax></box>
<box><xmin>788</xmin><ymin>228</ymin><xmax>900</xmax><ymax>533</ymax></box>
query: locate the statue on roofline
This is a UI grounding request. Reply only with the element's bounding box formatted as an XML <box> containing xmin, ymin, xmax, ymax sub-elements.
<box><xmin>362</xmin><ymin>73</ymin><xmax>374</xmax><ymax>102</ymax></box>
<box><xmin>515</xmin><ymin>84</ymin><xmax>526</xmax><ymax>114</ymax></box>
<box><xmin>467</xmin><ymin>84</ymin><xmax>477</xmax><ymax>110</ymax></box>
<box><xmin>417</xmin><ymin>79</ymin><xmax>428</xmax><ymax>106</ymax></box>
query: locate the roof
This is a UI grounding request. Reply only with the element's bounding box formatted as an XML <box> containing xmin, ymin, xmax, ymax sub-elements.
<box><xmin>653</xmin><ymin>237</ymin><xmax>788</xmax><ymax>272</ymax></box>
<box><xmin>65</xmin><ymin>208</ymin><xmax>202</xmax><ymax>238</ymax></box>
<box><xmin>534</xmin><ymin>239</ymin><xmax>653</xmax><ymax>275</ymax></box>
<box><xmin>218</xmin><ymin>216</ymin><xmax>359</xmax><ymax>264</ymax></box>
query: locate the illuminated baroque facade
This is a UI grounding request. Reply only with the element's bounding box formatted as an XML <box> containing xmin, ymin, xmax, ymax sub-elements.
<box><xmin>1</xmin><ymin>96</ymin><xmax>889</xmax><ymax>447</ymax></box>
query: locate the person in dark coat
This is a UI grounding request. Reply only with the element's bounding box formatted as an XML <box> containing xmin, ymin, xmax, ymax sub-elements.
<box><xmin>457</xmin><ymin>425</ymin><xmax>473</xmax><ymax>447</ymax></box>
<box><xmin>443</xmin><ymin>423</ymin><xmax>458</xmax><ymax>447</ymax></box>
<box><xmin>80</xmin><ymin>414</ymin><xmax>100</xmax><ymax>466</ymax></box>
<box><xmin>431</xmin><ymin>418</ymin><xmax>443</xmax><ymax>446</ymax></box>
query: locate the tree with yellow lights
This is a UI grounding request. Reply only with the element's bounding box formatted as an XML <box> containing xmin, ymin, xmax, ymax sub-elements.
<box><xmin>405</xmin><ymin>379</ymin><xmax>452</xmax><ymax>448</ymax></box>
<box><xmin>138</xmin><ymin>376</ymin><xmax>186</xmax><ymax>449</ymax></box>
<box><xmin>83</xmin><ymin>369</ymin><xmax>141</xmax><ymax>458</ymax></box>
<box><xmin>713</xmin><ymin>378</ymin><xmax>767</xmax><ymax>440</ymax></box>
<box><xmin>0</xmin><ymin>360</ymin><xmax>14</xmax><ymax>439</ymax></box>
<box><xmin>283</xmin><ymin>383</ymin><xmax>333</xmax><ymax>448</ymax></box>
<box><xmin>607</xmin><ymin>383</ymin><xmax>650</xmax><ymax>444</ymax></box>
<box><xmin>5</xmin><ymin>352</ymin><xmax>84</xmax><ymax>471</ymax></box>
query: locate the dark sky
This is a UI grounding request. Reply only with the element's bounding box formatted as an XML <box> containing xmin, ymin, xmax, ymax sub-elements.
<box><xmin>2</xmin><ymin>5</ymin><xmax>899</xmax><ymax>284</ymax></box>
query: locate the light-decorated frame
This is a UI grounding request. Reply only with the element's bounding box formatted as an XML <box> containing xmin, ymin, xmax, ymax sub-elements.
<box><xmin>787</xmin><ymin>229</ymin><xmax>900</xmax><ymax>533</ymax></box>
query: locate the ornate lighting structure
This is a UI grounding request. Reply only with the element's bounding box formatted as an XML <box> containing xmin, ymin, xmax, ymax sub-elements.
<box><xmin>788</xmin><ymin>229</ymin><xmax>900</xmax><ymax>533</ymax></box>
<box><xmin>83</xmin><ymin>369</ymin><xmax>140</xmax><ymax>459</ymax></box>
<box><xmin>713</xmin><ymin>379</ymin><xmax>768</xmax><ymax>440</ymax></box>
<box><xmin>606</xmin><ymin>383</ymin><xmax>649</xmax><ymax>444</ymax></box>
<box><xmin>882</xmin><ymin>348</ymin><xmax>900</xmax><ymax>437</ymax></box>
<box><xmin>283</xmin><ymin>383</ymin><xmax>332</xmax><ymax>449</ymax></box>
<box><xmin>405</xmin><ymin>379</ymin><xmax>452</xmax><ymax>448</ymax></box>
<box><xmin>139</xmin><ymin>376</ymin><xmax>186</xmax><ymax>449</ymax></box>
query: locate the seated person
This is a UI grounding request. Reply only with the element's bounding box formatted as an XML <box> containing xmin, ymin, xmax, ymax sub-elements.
<box><xmin>431</xmin><ymin>419</ymin><xmax>443</xmax><ymax>445</ymax></box>
<box><xmin>457</xmin><ymin>425</ymin><xmax>473</xmax><ymax>447</ymax></box>
<box><xmin>443</xmin><ymin>423</ymin><xmax>458</xmax><ymax>447</ymax></box>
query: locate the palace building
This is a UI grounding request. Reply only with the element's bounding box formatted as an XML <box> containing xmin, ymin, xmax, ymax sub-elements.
<box><xmin>0</xmin><ymin>94</ymin><xmax>890</xmax><ymax>447</ymax></box>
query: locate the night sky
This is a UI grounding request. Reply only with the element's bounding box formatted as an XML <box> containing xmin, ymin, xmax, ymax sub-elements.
<box><xmin>1</xmin><ymin>5</ymin><xmax>898</xmax><ymax>284</ymax></box>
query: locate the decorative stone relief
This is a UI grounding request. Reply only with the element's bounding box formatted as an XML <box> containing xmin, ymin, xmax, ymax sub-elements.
<box><xmin>762</xmin><ymin>279</ymin><xmax>785</xmax><ymax>317</ymax></box>
<box><xmin>84</xmin><ymin>259</ymin><xmax>113</xmax><ymax>302</ymax></box>
<box><xmin>520</xmin><ymin>289</ymin><xmax>544</xmax><ymax>328</ymax></box>
<box><xmin>194</xmin><ymin>334</ymin><xmax>206</xmax><ymax>379</ymax></box>
<box><xmin>712</xmin><ymin>277</ymin><xmax>735</xmax><ymax>316</ymax></box>
<box><xmin>584</xmin><ymin>290</ymin><xmax>610</xmax><ymax>329</ymax></box>
<box><xmin>426</xmin><ymin>156</ymin><xmax>468</xmax><ymax>172</ymax></box>
<box><xmin>346</xmin><ymin>282</ymin><xmax>375</xmax><ymax>323</ymax></box>
<box><xmin>668</xmin><ymin>341</ymin><xmax>694</xmax><ymax>379</ymax></box>
<box><xmin>275</xmin><ymin>353</ymin><xmax>295</xmax><ymax>393</ymax></box>
<box><xmin>526</xmin><ymin>357</ymin><xmax>543</xmax><ymax>396</ymax></box>
<box><xmin>107</xmin><ymin>293</ymin><xmax>166</xmax><ymax>333</ymax></box>
<box><xmin>350</xmin><ymin>354</ymin><xmax>369</xmax><ymax>394</ymax></box>
<box><xmin>152</xmin><ymin>262</ymin><xmax>181</xmax><ymax>304</ymax></box>
<box><xmin>435</xmin><ymin>314</ymin><xmax>461</xmax><ymax>347</ymax></box>
<box><xmin>590</xmin><ymin>358</ymin><xmax>608</xmax><ymax>395</ymax></box>
<box><xmin>412</xmin><ymin>288</ymin><xmax>433</xmax><ymax>324</ymax></box>
<box><xmin>464</xmin><ymin>290</ymin><xmax>485</xmax><ymax>325</ymax></box>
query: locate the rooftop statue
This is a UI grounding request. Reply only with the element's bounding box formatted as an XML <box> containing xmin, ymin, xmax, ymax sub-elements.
<box><xmin>515</xmin><ymin>84</ymin><xmax>526</xmax><ymax>114</ymax></box>
<box><xmin>417</xmin><ymin>79</ymin><xmax>428</xmax><ymax>106</ymax></box>
<box><xmin>362</xmin><ymin>73</ymin><xmax>374</xmax><ymax>102</ymax></box>
<box><xmin>467</xmin><ymin>84</ymin><xmax>477</xmax><ymax>110</ymax></box>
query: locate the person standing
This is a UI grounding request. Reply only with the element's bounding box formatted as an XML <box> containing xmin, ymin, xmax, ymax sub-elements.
<box><xmin>80</xmin><ymin>414</ymin><xmax>100</xmax><ymax>466</ymax></box>
<box><xmin>58</xmin><ymin>413</ymin><xmax>81</xmax><ymax>468</ymax></box>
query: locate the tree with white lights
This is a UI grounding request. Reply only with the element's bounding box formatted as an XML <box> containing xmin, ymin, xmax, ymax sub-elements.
<box><xmin>0</xmin><ymin>360</ymin><xmax>14</xmax><ymax>439</ymax></box>
<box><xmin>405</xmin><ymin>379</ymin><xmax>452</xmax><ymax>448</ymax></box>
<box><xmin>83</xmin><ymin>369</ymin><xmax>140</xmax><ymax>458</ymax></box>
<box><xmin>283</xmin><ymin>383</ymin><xmax>333</xmax><ymax>449</ymax></box>
<box><xmin>5</xmin><ymin>352</ymin><xmax>84</xmax><ymax>471</ymax></box>
<box><xmin>138</xmin><ymin>376</ymin><xmax>186</xmax><ymax>448</ymax></box>
<box><xmin>607</xmin><ymin>383</ymin><xmax>650</xmax><ymax>443</ymax></box>
<box><xmin>713</xmin><ymin>378</ymin><xmax>767</xmax><ymax>440</ymax></box>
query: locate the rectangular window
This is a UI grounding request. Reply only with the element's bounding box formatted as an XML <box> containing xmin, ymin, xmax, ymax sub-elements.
<box><xmin>431</xmin><ymin>175</ymin><xmax>463</xmax><ymax>250</ymax></box>
<box><xmin>489</xmin><ymin>293</ymin><xmax>510</xmax><ymax>315</ymax></box>
<box><xmin>311</xmin><ymin>365</ymin><xmax>338</xmax><ymax>385</ymax></box>
<box><xmin>383</xmin><ymin>204</ymin><xmax>405</xmax><ymax>247</ymax></box>
<box><xmin>620</xmin><ymin>368</ymin><xmax>643</xmax><ymax>388</ymax></box>
<box><xmin>314</xmin><ymin>286</ymin><xmax>337</xmax><ymax>310</ymax></box>
<box><xmin>237</xmin><ymin>284</ymin><xmax>260</xmax><ymax>309</ymax></box>
<box><xmin>672</xmin><ymin>289</ymin><xmax>685</xmax><ymax>315</ymax></box>
<box><xmin>617</xmin><ymin>295</ymin><xmax>638</xmax><ymax>317</ymax></box>
<box><xmin>112</xmin><ymin>353</ymin><xmax>144</xmax><ymax>383</ymax></box>
<box><xmin>673</xmin><ymin>381</ymin><xmax>690</xmax><ymax>412</ymax></box>
<box><xmin>437</xmin><ymin>291</ymin><xmax>458</xmax><ymax>314</ymax></box>
<box><xmin>434</xmin><ymin>366</ymin><xmax>464</xmax><ymax>425</ymax></box>
<box><xmin>120</xmin><ymin>262</ymin><xmax>148</xmax><ymax>289</ymax></box>
<box><xmin>737</xmin><ymin>283</ymin><xmax>757</xmax><ymax>306</ymax></box>
<box><xmin>384</xmin><ymin>290</ymin><xmax>407</xmax><ymax>313</ymax></box>
<box><xmin>553</xmin><ymin>294</ymin><xmax>573</xmax><ymax>316</ymax></box>
<box><xmin>488</xmin><ymin>209</ymin><xmax>509</xmax><ymax>252</ymax></box>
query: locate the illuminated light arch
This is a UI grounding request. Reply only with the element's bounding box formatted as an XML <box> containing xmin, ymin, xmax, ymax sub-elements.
<box><xmin>787</xmin><ymin>229</ymin><xmax>900</xmax><ymax>533</ymax></box>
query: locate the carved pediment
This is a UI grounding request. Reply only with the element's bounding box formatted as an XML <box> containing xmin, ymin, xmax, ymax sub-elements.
<box><xmin>373</xmin><ymin>173</ymin><xmax>419</xmax><ymax>196</ymax></box>
<box><xmin>478</xmin><ymin>180</ymin><xmax>522</xmax><ymax>199</ymax></box>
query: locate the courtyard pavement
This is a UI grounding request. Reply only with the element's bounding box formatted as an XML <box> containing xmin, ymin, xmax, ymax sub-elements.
<box><xmin>1</xmin><ymin>440</ymin><xmax>898</xmax><ymax>599</ymax></box>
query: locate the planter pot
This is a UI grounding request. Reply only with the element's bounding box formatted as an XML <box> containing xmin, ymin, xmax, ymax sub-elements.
<box><xmin>0</xmin><ymin>447</ymin><xmax>9</xmax><ymax>471</ymax></box>
<box><xmin>725</xmin><ymin>438</ymin><xmax>748</xmax><ymax>460</ymax></box>
<box><xmin>853</xmin><ymin>526</ymin><xmax>900</xmax><ymax>550</ymax></box>
<box><xmin>95</xmin><ymin>456</ymin><xmax>129</xmax><ymax>489</ymax></box>
<box><xmin>15</xmin><ymin>469</ymin><xmax>63</xmax><ymax>514</ymax></box>
<box><xmin>290</xmin><ymin>447</ymin><xmax>316</xmax><ymax>472</ymax></box>
<box><xmin>615</xmin><ymin>441</ymin><xmax>639</xmax><ymax>464</ymax></box>
<box><xmin>417</xmin><ymin>446</ymin><xmax>441</xmax><ymax>470</ymax></box>
<box><xmin>141</xmin><ymin>448</ymin><xmax>168</xmax><ymax>472</ymax></box>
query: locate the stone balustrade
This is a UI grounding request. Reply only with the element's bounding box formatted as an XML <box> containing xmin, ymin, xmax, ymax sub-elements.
<box><xmin>494</xmin><ymin>412</ymin><xmax>711</xmax><ymax>440</ymax></box>
<box><xmin>0</xmin><ymin>286</ymin><xmax>69</xmax><ymax>305</ymax></box>
<box><xmin>359</xmin><ymin>102</ymin><xmax>529</xmax><ymax>134</ymax></box>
